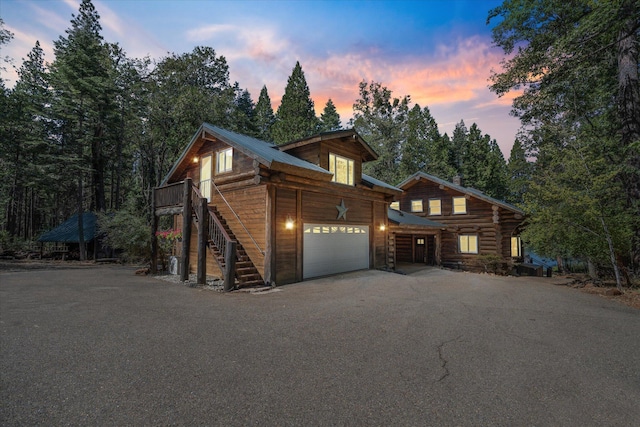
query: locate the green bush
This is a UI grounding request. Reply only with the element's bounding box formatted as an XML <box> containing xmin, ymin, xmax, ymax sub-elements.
<box><xmin>98</xmin><ymin>210</ymin><xmax>151</xmax><ymax>263</ymax></box>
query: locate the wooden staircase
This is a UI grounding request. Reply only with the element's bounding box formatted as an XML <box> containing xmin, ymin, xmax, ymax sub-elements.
<box><xmin>206</xmin><ymin>206</ymin><xmax>264</xmax><ymax>288</ymax></box>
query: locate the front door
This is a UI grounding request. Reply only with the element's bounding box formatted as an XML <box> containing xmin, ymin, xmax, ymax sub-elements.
<box><xmin>200</xmin><ymin>154</ymin><xmax>212</xmax><ymax>201</ymax></box>
<box><xmin>414</xmin><ymin>237</ymin><xmax>426</xmax><ymax>263</ymax></box>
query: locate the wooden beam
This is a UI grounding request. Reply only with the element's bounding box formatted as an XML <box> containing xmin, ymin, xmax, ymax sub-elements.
<box><xmin>264</xmin><ymin>184</ymin><xmax>275</xmax><ymax>286</ymax></box>
<box><xmin>155</xmin><ymin>207</ymin><xmax>184</xmax><ymax>216</ymax></box>
<box><xmin>224</xmin><ymin>241</ymin><xmax>236</xmax><ymax>292</ymax></box>
<box><xmin>197</xmin><ymin>198</ymin><xmax>208</xmax><ymax>286</ymax></box>
<box><xmin>151</xmin><ymin>191</ymin><xmax>158</xmax><ymax>274</ymax></box>
<box><xmin>180</xmin><ymin>178</ymin><xmax>192</xmax><ymax>282</ymax></box>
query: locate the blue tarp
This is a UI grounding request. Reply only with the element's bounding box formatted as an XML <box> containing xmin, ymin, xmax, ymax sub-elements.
<box><xmin>37</xmin><ymin>212</ymin><xmax>97</xmax><ymax>243</ymax></box>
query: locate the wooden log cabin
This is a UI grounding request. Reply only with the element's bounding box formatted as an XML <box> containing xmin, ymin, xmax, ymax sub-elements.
<box><xmin>152</xmin><ymin>123</ymin><xmax>404</xmax><ymax>289</ymax></box>
<box><xmin>391</xmin><ymin>172</ymin><xmax>525</xmax><ymax>271</ymax></box>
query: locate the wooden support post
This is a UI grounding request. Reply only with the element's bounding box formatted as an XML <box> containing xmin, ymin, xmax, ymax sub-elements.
<box><xmin>181</xmin><ymin>178</ymin><xmax>192</xmax><ymax>282</ymax></box>
<box><xmin>224</xmin><ymin>241</ymin><xmax>237</xmax><ymax>292</ymax></box>
<box><xmin>150</xmin><ymin>188</ymin><xmax>158</xmax><ymax>274</ymax></box>
<box><xmin>197</xmin><ymin>198</ymin><xmax>208</xmax><ymax>286</ymax></box>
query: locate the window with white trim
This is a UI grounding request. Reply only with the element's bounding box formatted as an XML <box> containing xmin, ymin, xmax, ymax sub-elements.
<box><xmin>329</xmin><ymin>153</ymin><xmax>355</xmax><ymax>186</ymax></box>
<box><xmin>390</xmin><ymin>201</ymin><xmax>400</xmax><ymax>210</ymax></box>
<box><xmin>459</xmin><ymin>235</ymin><xmax>478</xmax><ymax>254</ymax></box>
<box><xmin>216</xmin><ymin>148</ymin><xmax>233</xmax><ymax>174</ymax></box>
<box><xmin>511</xmin><ymin>236</ymin><xmax>522</xmax><ymax>257</ymax></box>
<box><xmin>428</xmin><ymin>199</ymin><xmax>442</xmax><ymax>215</ymax></box>
<box><xmin>453</xmin><ymin>196</ymin><xmax>467</xmax><ymax>214</ymax></box>
<box><xmin>411</xmin><ymin>200</ymin><xmax>423</xmax><ymax>213</ymax></box>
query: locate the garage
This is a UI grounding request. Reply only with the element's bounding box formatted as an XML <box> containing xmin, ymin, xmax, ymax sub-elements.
<box><xmin>303</xmin><ymin>224</ymin><xmax>369</xmax><ymax>279</ymax></box>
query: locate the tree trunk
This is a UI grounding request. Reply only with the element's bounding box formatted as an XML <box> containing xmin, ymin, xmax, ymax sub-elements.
<box><xmin>617</xmin><ymin>1</ymin><xmax>640</xmax><ymax>272</ymax></box>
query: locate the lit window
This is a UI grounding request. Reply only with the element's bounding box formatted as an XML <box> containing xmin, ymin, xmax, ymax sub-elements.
<box><xmin>390</xmin><ymin>201</ymin><xmax>400</xmax><ymax>210</ymax></box>
<box><xmin>453</xmin><ymin>197</ymin><xmax>467</xmax><ymax>214</ymax></box>
<box><xmin>411</xmin><ymin>200</ymin><xmax>423</xmax><ymax>213</ymax></box>
<box><xmin>428</xmin><ymin>199</ymin><xmax>441</xmax><ymax>215</ymax></box>
<box><xmin>511</xmin><ymin>236</ymin><xmax>522</xmax><ymax>257</ymax></box>
<box><xmin>329</xmin><ymin>153</ymin><xmax>354</xmax><ymax>185</ymax></box>
<box><xmin>459</xmin><ymin>235</ymin><xmax>478</xmax><ymax>254</ymax></box>
<box><xmin>216</xmin><ymin>148</ymin><xmax>233</xmax><ymax>174</ymax></box>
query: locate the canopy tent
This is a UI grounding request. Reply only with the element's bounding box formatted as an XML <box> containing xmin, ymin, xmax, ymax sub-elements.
<box><xmin>38</xmin><ymin>212</ymin><xmax>98</xmax><ymax>243</ymax></box>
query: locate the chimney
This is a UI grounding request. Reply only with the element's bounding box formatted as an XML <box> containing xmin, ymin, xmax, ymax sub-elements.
<box><xmin>453</xmin><ymin>175</ymin><xmax>463</xmax><ymax>186</ymax></box>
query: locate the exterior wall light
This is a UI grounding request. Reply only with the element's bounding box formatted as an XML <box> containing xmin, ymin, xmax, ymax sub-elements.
<box><xmin>193</xmin><ymin>156</ymin><xmax>199</xmax><ymax>163</ymax></box>
<box><xmin>285</xmin><ymin>215</ymin><xmax>295</xmax><ymax>230</ymax></box>
<box><xmin>380</xmin><ymin>223</ymin><xmax>386</xmax><ymax>231</ymax></box>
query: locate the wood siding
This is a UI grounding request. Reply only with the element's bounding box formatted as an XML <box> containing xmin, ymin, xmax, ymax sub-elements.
<box><xmin>398</xmin><ymin>178</ymin><xmax>523</xmax><ymax>269</ymax></box>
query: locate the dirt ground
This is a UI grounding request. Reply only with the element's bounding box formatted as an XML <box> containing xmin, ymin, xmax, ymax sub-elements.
<box><xmin>1</xmin><ymin>259</ymin><xmax>638</xmax><ymax>309</ymax></box>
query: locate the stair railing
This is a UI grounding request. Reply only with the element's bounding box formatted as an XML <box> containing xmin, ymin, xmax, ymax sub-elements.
<box><xmin>211</xmin><ymin>180</ymin><xmax>265</xmax><ymax>256</ymax></box>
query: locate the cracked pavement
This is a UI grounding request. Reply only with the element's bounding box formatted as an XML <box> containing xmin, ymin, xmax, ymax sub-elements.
<box><xmin>1</xmin><ymin>265</ymin><xmax>639</xmax><ymax>425</ymax></box>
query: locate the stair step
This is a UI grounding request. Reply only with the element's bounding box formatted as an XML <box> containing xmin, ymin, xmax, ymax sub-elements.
<box><xmin>237</xmin><ymin>279</ymin><xmax>265</xmax><ymax>288</ymax></box>
<box><xmin>238</xmin><ymin>273</ymin><xmax>262</xmax><ymax>282</ymax></box>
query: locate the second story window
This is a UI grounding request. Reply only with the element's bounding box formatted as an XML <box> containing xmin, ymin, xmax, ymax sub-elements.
<box><xmin>428</xmin><ymin>199</ymin><xmax>442</xmax><ymax>215</ymax></box>
<box><xmin>411</xmin><ymin>200</ymin><xmax>423</xmax><ymax>213</ymax></box>
<box><xmin>329</xmin><ymin>153</ymin><xmax>354</xmax><ymax>186</ymax></box>
<box><xmin>453</xmin><ymin>196</ymin><xmax>467</xmax><ymax>214</ymax></box>
<box><xmin>390</xmin><ymin>201</ymin><xmax>400</xmax><ymax>210</ymax></box>
<box><xmin>216</xmin><ymin>148</ymin><xmax>233</xmax><ymax>174</ymax></box>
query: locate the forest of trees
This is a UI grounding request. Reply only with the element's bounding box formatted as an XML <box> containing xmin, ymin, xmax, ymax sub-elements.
<box><xmin>0</xmin><ymin>0</ymin><xmax>637</xmax><ymax>284</ymax></box>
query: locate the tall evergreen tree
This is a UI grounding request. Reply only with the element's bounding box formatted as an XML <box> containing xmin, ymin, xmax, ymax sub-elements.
<box><xmin>231</xmin><ymin>83</ymin><xmax>255</xmax><ymax>135</ymax></box>
<box><xmin>506</xmin><ymin>138</ymin><xmax>531</xmax><ymax>204</ymax></box>
<box><xmin>351</xmin><ymin>80</ymin><xmax>409</xmax><ymax>184</ymax></box>
<box><xmin>319</xmin><ymin>98</ymin><xmax>341</xmax><ymax>132</ymax></box>
<box><xmin>271</xmin><ymin>61</ymin><xmax>318</xmax><ymax>144</ymax></box>
<box><xmin>50</xmin><ymin>0</ymin><xmax>112</xmax><ymax>258</ymax></box>
<box><xmin>489</xmin><ymin>0</ymin><xmax>639</xmax><ymax>279</ymax></box>
<box><xmin>254</xmin><ymin>85</ymin><xmax>275</xmax><ymax>141</ymax></box>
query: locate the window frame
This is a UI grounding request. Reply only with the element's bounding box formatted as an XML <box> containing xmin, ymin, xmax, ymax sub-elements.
<box><xmin>511</xmin><ymin>236</ymin><xmax>522</xmax><ymax>258</ymax></box>
<box><xmin>216</xmin><ymin>147</ymin><xmax>233</xmax><ymax>174</ymax></box>
<box><xmin>329</xmin><ymin>153</ymin><xmax>355</xmax><ymax>186</ymax></box>
<box><xmin>458</xmin><ymin>234</ymin><xmax>479</xmax><ymax>254</ymax></box>
<box><xmin>452</xmin><ymin>196</ymin><xmax>467</xmax><ymax>215</ymax></box>
<box><xmin>411</xmin><ymin>199</ymin><xmax>424</xmax><ymax>213</ymax></box>
<box><xmin>428</xmin><ymin>198</ymin><xmax>442</xmax><ymax>216</ymax></box>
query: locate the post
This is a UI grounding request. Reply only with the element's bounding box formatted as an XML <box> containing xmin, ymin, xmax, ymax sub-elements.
<box><xmin>150</xmin><ymin>188</ymin><xmax>158</xmax><ymax>274</ymax></box>
<box><xmin>197</xmin><ymin>198</ymin><xmax>208</xmax><ymax>286</ymax></box>
<box><xmin>180</xmin><ymin>178</ymin><xmax>192</xmax><ymax>282</ymax></box>
<box><xmin>224</xmin><ymin>241</ymin><xmax>237</xmax><ymax>292</ymax></box>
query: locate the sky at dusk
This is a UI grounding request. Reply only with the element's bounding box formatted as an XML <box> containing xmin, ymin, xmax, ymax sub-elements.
<box><xmin>1</xmin><ymin>0</ymin><xmax>521</xmax><ymax>156</ymax></box>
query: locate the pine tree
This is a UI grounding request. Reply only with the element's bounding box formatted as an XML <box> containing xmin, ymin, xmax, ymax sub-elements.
<box><xmin>231</xmin><ymin>83</ymin><xmax>255</xmax><ymax>135</ymax></box>
<box><xmin>271</xmin><ymin>61</ymin><xmax>318</xmax><ymax>144</ymax></box>
<box><xmin>319</xmin><ymin>98</ymin><xmax>341</xmax><ymax>132</ymax></box>
<box><xmin>254</xmin><ymin>85</ymin><xmax>275</xmax><ymax>141</ymax></box>
<box><xmin>506</xmin><ymin>138</ymin><xmax>531</xmax><ymax>204</ymax></box>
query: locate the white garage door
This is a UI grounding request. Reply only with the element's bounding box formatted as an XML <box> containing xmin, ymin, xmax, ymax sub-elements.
<box><xmin>303</xmin><ymin>224</ymin><xmax>369</xmax><ymax>279</ymax></box>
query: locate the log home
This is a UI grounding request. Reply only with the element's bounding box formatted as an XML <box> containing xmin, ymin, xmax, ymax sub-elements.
<box><xmin>152</xmin><ymin>124</ymin><xmax>403</xmax><ymax>289</ymax></box>
<box><xmin>391</xmin><ymin>172</ymin><xmax>525</xmax><ymax>271</ymax></box>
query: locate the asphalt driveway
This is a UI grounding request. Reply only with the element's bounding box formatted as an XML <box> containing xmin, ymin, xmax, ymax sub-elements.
<box><xmin>1</xmin><ymin>266</ymin><xmax>639</xmax><ymax>426</ymax></box>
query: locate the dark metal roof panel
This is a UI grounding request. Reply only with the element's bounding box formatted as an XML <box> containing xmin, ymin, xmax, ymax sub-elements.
<box><xmin>38</xmin><ymin>212</ymin><xmax>97</xmax><ymax>243</ymax></box>
<box><xmin>388</xmin><ymin>208</ymin><xmax>445</xmax><ymax>228</ymax></box>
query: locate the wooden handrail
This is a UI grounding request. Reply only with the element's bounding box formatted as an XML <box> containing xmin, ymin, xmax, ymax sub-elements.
<box><xmin>154</xmin><ymin>181</ymin><xmax>184</xmax><ymax>208</ymax></box>
<box><xmin>192</xmin><ymin>184</ymin><xmax>234</xmax><ymax>263</ymax></box>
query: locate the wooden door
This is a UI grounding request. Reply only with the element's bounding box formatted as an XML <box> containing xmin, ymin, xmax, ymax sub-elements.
<box><xmin>414</xmin><ymin>237</ymin><xmax>426</xmax><ymax>263</ymax></box>
<box><xmin>200</xmin><ymin>154</ymin><xmax>212</xmax><ymax>201</ymax></box>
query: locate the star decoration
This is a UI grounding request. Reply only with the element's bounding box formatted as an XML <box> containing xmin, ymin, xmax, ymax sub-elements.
<box><xmin>336</xmin><ymin>199</ymin><xmax>348</xmax><ymax>220</ymax></box>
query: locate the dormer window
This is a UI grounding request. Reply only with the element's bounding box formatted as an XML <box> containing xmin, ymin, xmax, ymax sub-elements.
<box><xmin>329</xmin><ymin>153</ymin><xmax>354</xmax><ymax>186</ymax></box>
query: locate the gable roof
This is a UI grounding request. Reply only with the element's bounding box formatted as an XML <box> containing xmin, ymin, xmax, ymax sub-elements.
<box><xmin>362</xmin><ymin>173</ymin><xmax>402</xmax><ymax>195</ymax></box>
<box><xmin>38</xmin><ymin>212</ymin><xmax>98</xmax><ymax>243</ymax></box>
<box><xmin>388</xmin><ymin>208</ymin><xmax>445</xmax><ymax>228</ymax></box>
<box><xmin>397</xmin><ymin>171</ymin><xmax>524</xmax><ymax>214</ymax></box>
<box><xmin>279</xmin><ymin>128</ymin><xmax>378</xmax><ymax>161</ymax></box>
<box><xmin>163</xmin><ymin>123</ymin><xmax>332</xmax><ymax>185</ymax></box>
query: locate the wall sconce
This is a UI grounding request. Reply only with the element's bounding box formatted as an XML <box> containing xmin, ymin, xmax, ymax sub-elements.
<box><xmin>285</xmin><ymin>215</ymin><xmax>295</xmax><ymax>230</ymax></box>
<box><xmin>379</xmin><ymin>223</ymin><xmax>386</xmax><ymax>231</ymax></box>
<box><xmin>193</xmin><ymin>156</ymin><xmax>199</xmax><ymax>163</ymax></box>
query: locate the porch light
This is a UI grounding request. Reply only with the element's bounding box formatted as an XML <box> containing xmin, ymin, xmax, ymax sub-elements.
<box><xmin>193</xmin><ymin>156</ymin><xmax>199</xmax><ymax>163</ymax></box>
<box><xmin>285</xmin><ymin>215</ymin><xmax>295</xmax><ymax>230</ymax></box>
<box><xmin>380</xmin><ymin>223</ymin><xmax>386</xmax><ymax>231</ymax></box>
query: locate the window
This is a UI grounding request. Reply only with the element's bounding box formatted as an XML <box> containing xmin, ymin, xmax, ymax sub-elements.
<box><xmin>511</xmin><ymin>236</ymin><xmax>522</xmax><ymax>257</ymax></box>
<box><xmin>416</xmin><ymin>238</ymin><xmax>425</xmax><ymax>245</ymax></box>
<box><xmin>329</xmin><ymin>153</ymin><xmax>354</xmax><ymax>185</ymax></box>
<box><xmin>390</xmin><ymin>201</ymin><xmax>400</xmax><ymax>210</ymax></box>
<box><xmin>428</xmin><ymin>199</ymin><xmax>442</xmax><ymax>215</ymax></box>
<box><xmin>459</xmin><ymin>235</ymin><xmax>478</xmax><ymax>254</ymax></box>
<box><xmin>411</xmin><ymin>200</ymin><xmax>423</xmax><ymax>213</ymax></box>
<box><xmin>216</xmin><ymin>148</ymin><xmax>233</xmax><ymax>174</ymax></box>
<box><xmin>453</xmin><ymin>196</ymin><xmax>467</xmax><ymax>214</ymax></box>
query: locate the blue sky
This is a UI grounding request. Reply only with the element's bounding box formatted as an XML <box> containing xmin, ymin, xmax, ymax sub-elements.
<box><xmin>1</xmin><ymin>0</ymin><xmax>520</xmax><ymax>156</ymax></box>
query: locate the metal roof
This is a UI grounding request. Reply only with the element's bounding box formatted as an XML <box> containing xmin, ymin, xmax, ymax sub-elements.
<box><xmin>397</xmin><ymin>171</ymin><xmax>524</xmax><ymax>214</ymax></box>
<box><xmin>388</xmin><ymin>208</ymin><xmax>445</xmax><ymax>228</ymax></box>
<box><xmin>362</xmin><ymin>174</ymin><xmax>402</xmax><ymax>193</ymax></box>
<box><xmin>38</xmin><ymin>212</ymin><xmax>97</xmax><ymax>243</ymax></box>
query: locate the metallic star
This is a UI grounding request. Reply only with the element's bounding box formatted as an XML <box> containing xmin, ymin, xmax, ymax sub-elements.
<box><xmin>336</xmin><ymin>199</ymin><xmax>348</xmax><ymax>220</ymax></box>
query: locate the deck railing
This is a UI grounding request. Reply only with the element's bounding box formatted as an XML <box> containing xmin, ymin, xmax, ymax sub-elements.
<box><xmin>154</xmin><ymin>182</ymin><xmax>184</xmax><ymax>208</ymax></box>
